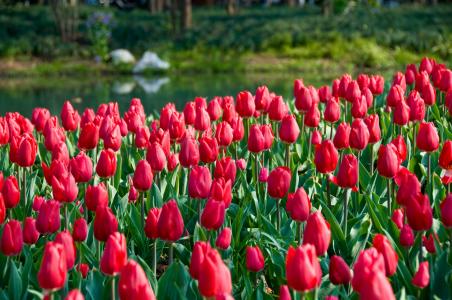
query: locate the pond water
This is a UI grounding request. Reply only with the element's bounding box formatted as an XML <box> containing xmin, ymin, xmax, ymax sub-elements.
<box><xmin>0</xmin><ymin>73</ymin><xmax>331</xmax><ymax>117</ymax></box>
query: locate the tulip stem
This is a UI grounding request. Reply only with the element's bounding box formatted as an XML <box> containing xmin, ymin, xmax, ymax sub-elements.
<box><xmin>285</xmin><ymin>143</ymin><xmax>290</xmax><ymax>168</ymax></box>
<box><xmin>344</xmin><ymin>189</ymin><xmax>350</xmax><ymax>238</ymax></box>
<box><xmin>326</xmin><ymin>175</ymin><xmax>331</xmax><ymax>207</ymax></box>
<box><xmin>418</xmin><ymin>231</ymin><xmax>423</xmax><ymax>262</ymax></box>
<box><xmin>140</xmin><ymin>192</ymin><xmax>145</xmax><ymax>230</ymax></box>
<box><xmin>198</xmin><ymin>200</ymin><xmax>202</xmax><ymax>224</ymax></box>
<box><xmin>412</xmin><ymin>123</ymin><xmax>416</xmax><ymax>158</ymax></box>
<box><xmin>297</xmin><ymin>222</ymin><xmax>303</xmax><ymax>245</ymax></box>
<box><xmin>153</xmin><ymin>240</ymin><xmax>158</xmax><ymax>277</ymax></box>
<box><xmin>168</xmin><ymin>243</ymin><xmax>174</xmax><ymax>265</ymax></box>
<box><xmin>387</xmin><ymin>179</ymin><xmax>392</xmax><ymax>216</ymax></box>
<box><xmin>65</xmin><ymin>204</ymin><xmax>69</xmax><ymax>231</ymax></box>
<box><xmin>307</xmin><ymin>130</ymin><xmax>312</xmax><ymax>161</ymax></box>
<box><xmin>428</xmin><ymin>154</ymin><xmax>432</xmax><ymax>201</ymax></box>
<box><xmin>300</xmin><ymin>114</ymin><xmax>305</xmax><ymax>152</ymax></box>
<box><xmin>329</xmin><ymin>123</ymin><xmax>333</xmax><ymax>140</ymax></box>
<box><xmin>111</xmin><ymin>276</ymin><xmax>116</xmax><ymax>300</ymax></box>
<box><xmin>276</xmin><ymin>199</ymin><xmax>281</xmax><ymax>231</ymax></box>
<box><xmin>22</xmin><ymin>167</ymin><xmax>26</xmax><ymax>211</ymax></box>
<box><xmin>255</xmin><ymin>153</ymin><xmax>259</xmax><ymax>185</ymax></box>
<box><xmin>370</xmin><ymin>145</ymin><xmax>374</xmax><ymax>175</ymax></box>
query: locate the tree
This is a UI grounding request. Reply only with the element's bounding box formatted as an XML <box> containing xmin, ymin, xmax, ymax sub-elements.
<box><xmin>49</xmin><ymin>0</ymin><xmax>78</xmax><ymax>42</ymax></box>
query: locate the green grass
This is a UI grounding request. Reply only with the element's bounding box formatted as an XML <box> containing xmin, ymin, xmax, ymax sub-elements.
<box><xmin>0</xmin><ymin>4</ymin><xmax>451</xmax><ymax>76</ymax></box>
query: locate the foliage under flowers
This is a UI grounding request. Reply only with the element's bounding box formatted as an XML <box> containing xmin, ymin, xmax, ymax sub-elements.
<box><xmin>0</xmin><ymin>57</ymin><xmax>451</xmax><ymax>299</ymax></box>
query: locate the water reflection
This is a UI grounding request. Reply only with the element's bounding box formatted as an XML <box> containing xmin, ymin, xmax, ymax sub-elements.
<box><xmin>0</xmin><ymin>72</ymin><xmax>333</xmax><ymax>116</ymax></box>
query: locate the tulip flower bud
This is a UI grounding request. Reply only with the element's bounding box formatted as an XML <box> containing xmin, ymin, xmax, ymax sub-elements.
<box><xmin>201</xmin><ymin>199</ymin><xmax>225</xmax><ymax>231</ymax></box>
<box><xmin>23</xmin><ymin>217</ymin><xmax>40</xmax><ymax>245</ymax></box>
<box><xmin>255</xmin><ymin>86</ymin><xmax>271</xmax><ymax>112</ymax></box>
<box><xmin>189</xmin><ymin>166</ymin><xmax>212</xmax><ymax>199</ymax></box>
<box><xmin>333</xmin><ymin>122</ymin><xmax>350</xmax><ymax>150</ymax></box>
<box><xmin>377</xmin><ymin>144</ymin><xmax>400</xmax><ymax>179</ymax></box>
<box><xmin>286</xmin><ymin>244</ymin><xmax>322</xmax><ymax>292</ymax></box>
<box><xmin>214</xmin><ymin>157</ymin><xmax>236</xmax><ymax>183</ymax></box>
<box><xmin>94</xmin><ymin>205</ymin><xmax>118</xmax><ymax>242</ymax></box>
<box><xmin>85</xmin><ymin>182</ymin><xmax>109</xmax><ymax>212</ymax></box>
<box><xmin>55</xmin><ymin>230</ymin><xmax>76</xmax><ymax>270</ymax></box>
<box><xmin>96</xmin><ymin>149</ymin><xmax>117</xmax><ymax>178</ymax></box>
<box><xmin>195</xmin><ymin>107</ymin><xmax>211</xmax><ymax>132</ymax></box>
<box><xmin>207</xmin><ymin>97</ymin><xmax>222</xmax><ymax>121</ymax></box>
<box><xmin>100</xmin><ymin>232</ymin><xmax>128</xmax><ymax>275</ymax></box>
<box><xmin>2</xmin><ymin>176</ymin><xmax>20</xmax><ymax>209</ymax></box>
<box><xmin>216</xmin><ymin>121</ymin><xmax>233</xmax><ymax>147</ymax></box>
<box><xmin>329</xmin><ymin>255</ymin><xmax>352</xmax><ymax>285</ymax></box>
<box><xmin>246</xmin><ymin>245</ymin><xmax>265</xmax><ymax>272</ymax></box>
<box><xmin>72</xmin><ymin>218</ymin><xmax>88</xmax><ymax>242</ymax></box>
<box><xmin>439</xmin><ymin>140</ymin><xmax>452</xmax><ymax>171</ymax></box>
<box><xmin>304</xmin><ymin>104</ymin><xmax>320</xmax><ymax>128</ymax></box>
<box><xmin>324</xmin><ymin>97</ymin><xmax>340</xmax><ymax>124</ymax></box>
<box><xmin>236</xmin><ymin>158</ymin><xmax>246</xmax><ymax>170</ymax></box>
<box><xmin>133</xmin><ymin>160</ymin><xmax>154</xmax><ymax>192</ymax></box>
<box><xmin>61</xmin><ymin>101</ymin><xmax>80</xmax><ymax>131</ymax></box>
<box><xmin>314</xmin><ymin>140</ymin><xmax>338</xmax><ymax>174</ymax></box>
<box><xmin>183</xmin><ymin>101</ymin><xmax>196</xmax><ymax>125</ymax></box>
<box><xmin>279</xmin><ymin>114</ymin><xmax>300</xmax><ymax>144</ymax></box>
<box><xmin>236</xmin><ymin>91</ymin><xmax>255</xmax><ymax>118</ymax></box>
<box><xmin>286</xmin><ymin>187</ymin><xmax>311</xmax><ymax>223</ymax></box>
<box><xmin>441</xmin><ymin>194</ymin><xmax>452</xmax><ymax>227</ymax></box>
<box><xmin>78</xmin><ymin>122</ymin><xmax>99</xmax><ymax>150</ymax></box>
<box><xmin>364</xmin><ymin>114</ymin><xmax>381</xmax><ymax>144</ymax></box>
<box><xmin>157</xmin><ymin>199</ymin><xmax>184</xmax><ymax>242</ymax></box>
<box><xmin>36</xmin><ymin>200</ymin><xmax>61</xmax><ymax>235</ymax></box>
<box><xmin>349</xmin><ymin>118</ymin><xmax>369</xmax><ymax>151</ymax></box>
<box><xmin>38</xmin><ymin>242</ymin><xmax>67</xmax><ymax>290</ymax></box>
<box><xmin>145</xmin><ymin>208</ymin><xmax>161</xmax><ymax>239</ymax></box>
<box><xmin>0</xmin><ymin>219</ymin><xmax>23</xmax><ymax>256</ymax></box>
<box><xmin>303</xmin><ymin>211</ymin><xmax>331</xmax><ymax>256</ymax></box>
<box><xmin>391</xmin><ymin>208</ymin><xmax>404</xmax><ymax>229</ymax></box>
<box><xmin>77</xmin><ymin>263</ymin><xmax>89</xmax><ymax>278</ymax></box>
<box><xmin>416</xmin><ymin>122</ymin><xmax>440</xmax><ymax>152</ymax></box>
<box><xmin>69</xmin><ymin>151</ymin><xmax>93</xmax><ymax>183</ymax></box>
<box><xmin>335</xmin><ymin>154</ymin><xmax>358</xmax><ymax>189</ymax></box>
<box><xmin>267</xmin><ymin>167</ymin><xmax>291</xmax><ymax>199</ymax></box>
<box><xmin>216</xmin><ymin>227</ymin><xmax>232</xmax><ymax>250</ymax></box>
<box><xmin>199</xmin><ymin>136</ymin><xmax>219</xmax><ymax>163</ymax></box>
<box><xmin>400</xmin><ymin>224</ymin><xmax>414</xmax><ymax>247</ymax></box>
<box><xmin>268</xmin><ymin>96</ymin><xmax>288</xmax><ymax>122</ymax></box>
<box><xmin>52</xmin><ymin>171</ymin><xmax>78</xmax><ymax>203</ymax></box>
<box><xmin>119</xmin><ymin>260</ymin><xmax>156</xmax><ymax>300</ymax></box>
<box><xmin>248</xmin><ymin>125</ymin><xmax>265</xmax><ymax>153</ymax></box>
<box><xmin>406</xmin><ymin>194</ymin><xmax>432</xmax><ymax>231</ymax></box>
<box><xmin>16</xmin><ymin>133</ymin><xmax>37</xmax><ymax>167</ymax></box>
<box><xmin>179</xmin><ymin>136</ymin><xmax>200</xmax><ymax>168</ymax></box>
<box><xmin>373</xmin><ymin>234</ymin><xmax>398</xmax><ymax>276</ymax></box>
<box><xmin>412</xmin><ymin>261</ymin><xmax>429</xmax><ymax>288</ymax></box>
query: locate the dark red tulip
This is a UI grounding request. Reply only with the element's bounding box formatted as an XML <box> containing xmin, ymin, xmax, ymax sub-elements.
<box><xmin>77</xmin><ymin>263</ymin><xmax>89</xmax><ymax>278</ymax></box>
<box><xmin>201</xmin><ymin>199</ymin><xmax>225</xmax><ymax>231</ymax></box>
<box><xmin>72</xmin><ymin>218</ymin><xmax>88</xmax><ymax>242</ymax></box>
<box><xmin>216</xmin><ymin>227</ymin><xmax>231</xmax><ymax>250</ymax></box>
<box><xmin>303</xmin><ymin>211</ymin><xmax>331</xmax><ymax>256</ymax></box>
<box><xmin>52</xmin><ymin>171</ymin><xmax>78</xmax><ymax>203</ymax></box>
<box><xmin>23</xmin><ymin>217</ymin><xmax>40</xmax><ymax>245</ymax></box>
<box><xmin>248</xmin><ymin>125</ymin><xmax>265</xmax><ymax>153</ymax></box>
<box><xmin>412</xmin><ymin>261</ymin><xmax>429</xmax><ymax>288</ymax></box>
<box><xmin>441</xmin><ymin>194</ymin><xmax>452</xmax><ymax>227</ymax></box>
<box><xmin>314</xmin><ymin>140</ymin><xmax>338</xmax><ymax>174</ymax></box>
<box><xmin>190</xmin><ymin>241</ymin><xmax>211</xmax><ymax>279</ymax></box>
<box><xmin>78</xmin><ymin>122</ymin><xmax>99</xmax><ymax>150</ymax></box>
<box><xmin>396</xmin><ymin>171</ymin><xmax>421</xmax><ymax>206</ymax></box>
<box><xmin>145</xmin><ymin>208</ymin><xmax>161</xmax><ymax>239</ymax></box>
<box><xmin>391</xmin><ymin>208</ymin><xmax>404</xmax><ymax>229</ymax></box>
<box><xmin>157</xmin><ymin>199</ymin><xmax>184</xmax><ymax>242</ymax></box>
<box><xmin>439</xmin><ymin>140</ymin><xmax>452</xmax><ymax>170</ymax></box>
<box><xmin>2</xmin><ymin>176</ymin><xmax>20</xmax><ymax>208</ymax></box>
<box><xmin>329</xmin><ymin>255</ymin><xmax>352</xmax><ymax>285</ymax></box>
<box><xmin>195</xmin><ymin>107</ymin><xmax>211</xmax><ymax>132</ymax></box>
<box><xmin>179</xmin><ymin>136</ymin><xmax>200</xmax><ymax>168</ymax></box>
<box><xmin>85</xmin><ymin>183</ymin><xmax>109</xmax><ymax>211</ymax></box>
<box><xmin>16</xmin><ymin>133</ymin><xmax>37</xmax><ymax>167</ymax></box>
<box><xmin>69</xmin><ymin>151</ymin><xmax>93</xmax><ymax>183</ymax></box>
<box><xmin>199</xmin><ymin>136</ymin><xmax>219</xmax><ymax>163</ymax></box>
<box><xmin>36</xmin><ymin>200</ymin><xmax>61</xmax><ymax>234</ymax></box>
<box><xmin>133</xmin><ymin>160</ymin><xmax>153</xmax><ymax>192</ymax></box>
<box><xmin>61</xmin><ymin>101</ymin><xmax>80</xmax><ymax>132</ymax></box>
<box><xmin>324</xmin><ymin>97</ymin><xmax>340</xmax><ymax>123</ymax></box>
<box><xmin>268</xmin><ymin>96</ymin><xmax>288</xmax><ymax>122</ymax></box>
<box><xmin>349</xmin><ymin>118</ymin><xmax>369</xmax><ymax>151</ymax></box>
<box><xmin>210</xmin><ymin>178</ymin><xmax>232</xmax><ymax>208</ymax></box>
<box><xmin>55</xmin><ymin>230</ymin><xmax>76</xmax><ymax>270</ymax></box>
<box><xmin>119</xmin><ymin>260</ymin><xmax>156</xmax><ymax>300</ymax></box>
<box><xmin>96</xmin><ymin>149</ymin><xmax>117</xmax><ymax>178</ymax></box>
<box><xmin>216</xmin><ymin>121</ymin><xmax>233</xmax><ymax>147</ymax></box>
<box><xmin>189</xmin><ymin>166</ymin><xmax>212</xmax><ymax>199</ymax></box>
<box><xmin>377</xmin><ymin>144</ymin><xmax>400</xmax><ymax>178</ymax></box>
<box><xmin>0</xmin><ymin>194</ymin><xmax>5</xmax><ymax>225</ymax></box>
<box><xmin>38</xmin><ymin>242</ymin><xmax>67</xmax><ymax>290</ymax></box>
<box><xmin>335</xmin><ymin>154</ymin><xmax>358</xmax><ymax>189</ymax></box>
<box><xmin>198</xmin><ymin>248</ymin><xmax>232</xmax><ymax>297</ymax></box>
<box><xmin>400</xmin><ymin>224</ymin><xmax>414</xmax><ymax>247</ymax></box>
<box><xmin>333</xmin><ymin>122</ymin><xmax>350</xmax><ymax>149</ymax></box>
<box><xmin>406</xmin><ymin>193</ymin><xmax>433</xmax><ymax>231</ymax></box>
<box><xmin>236</xmin><ymin>91</ymin><xmax>255</xmax><ymax>118</ymax></box>
<box><xmin>286</xmin><ymin>187</ymin><xmax>311</xmax><ymax>222</ymax></box>
<box><xmin>246</xmin><ymin>245</ymin><xmax>265</xmax><ymax>272</ymax></box>
<box><xmin>100</xmin><ymin>232</ymin><xmax>128</xmax><ymax>275</ymax></box>
<box><xmin>267</xmin><ymin>167</ymin><xmax>291</xmax><ymax>199</ymax></box>
<box><xmin>416</xmin><ymin>122</ymin><xmax>439</xmax><ymax>152</ymax></box>
<box><xmin>422</xmin><ymin>233</ymin><xmax>438</xmax><ymax>254</ymax></box>
<box><xmin>94</xmin><ymin>205</ymin><xmax>118</xmax><ymax>242</ymax></box>
<box><xmin>286</xmin><ymin>244</ymin><xmax>322</xmax><ymax>292</ymax></box>
<box><xmin>391</xmin><ymin>135</ymin><xmax>407</xmax><ymax>162</ymax></box>
<box><xmin>0</xmin><ymin>219</ymin><xmax>23</xmax><ymax>256</ymax></box>
<box><xmin>373</xmin><ymin>234</ymin><xmax>398</xmax><ymax>276</ymax></box>
<box><xmin>279</xmin><ymin>114</ymin><xmax>300</xmax><ymax>144</ymax></box>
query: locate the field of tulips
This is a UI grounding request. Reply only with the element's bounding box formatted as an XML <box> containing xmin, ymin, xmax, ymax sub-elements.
<box><xmin>0</xmin><ymin>57</ymin><xmax>451</xmax><ymax>300</ymax></box>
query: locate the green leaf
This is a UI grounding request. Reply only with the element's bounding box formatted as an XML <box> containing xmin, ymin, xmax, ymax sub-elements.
<box><xmin>157</xmin><ymin>261</ymin><xmax>192</xmax><ymax>300</ymax></box>
<box><xmin>8</xmin><ymin>260</ymin><xmax>22</xmax><ymax>300</ymax></box>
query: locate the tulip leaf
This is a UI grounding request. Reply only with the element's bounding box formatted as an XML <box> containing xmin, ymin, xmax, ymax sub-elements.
<box><xmin>8</xmin><ymin>260</ymin><xmax>22</xmax><ymax>300</ymax></box>
<box><xmin>157</xmin><ymin>261</ymin><xmax>191</xmax><ymax>300</ymax></box>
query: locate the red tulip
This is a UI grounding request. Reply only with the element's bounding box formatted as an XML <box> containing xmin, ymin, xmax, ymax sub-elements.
<box><xmin>69</xmin><ymin>151</ymin><xmax>93</xmax><ymax>183</ymax></box>
<box><xmin>210</xmin><ymin>177</ymin><xmax>232</xmax><ymax>208</ymax></box>
<box><xmin>36</xmin><ymin>200</ymin><xmax>61</xmax><ymax>234</ymax></box>
<box><xmin>52</xmin><ymin>141</ymin><xmax>70</xmax><ymax>165</ymax></box>
<box><xmin>179</xmin><ymin>136</ymin><xmax>200</xmax><ymax>168</ymax></box>
<box><xmin>255</xmin><ymin>86</ymin><xmax>271</xmax><ymax>112</ymax></box>
<box><xmin>416</xmin><ymin>122</ymin><xmax>440</xmax><ymax>152</ymax></box>
<box><xmin>195</xmin><ymin>107</ymin><xmax>211</xmax><ymax>132</ymax></box>
<box><xmin>55</xmin><ymin>230</ymin><xmax>76</xmax><ymax>270</ymax></box>
<box><xmin>231</xmin><ymin>116</ymin><xmax>244</xmax><ymax>142</ymax></box>
<box><xmin>359</xmin><ymin>271</ymin><xmax>396</xmax><ymax>300</ymax></box>
<box><xmin>96</xmin><ymin>149</ymin><xmax>117</xmax><ymax>178</ymax></box>
<box><xmin>396</xmin><ymin>170</ymin><xmax>421</xmax><ymax>206</ymax></box>
<box><xmin>168</xmin><ymin>111</ymin><xmax>185</xmax><ymax>141</ymax></box>
<box><xmin>334</xmin><ymin>154</ymin><xmax>358</xmax><ymax>190</ymax></box>
<box><xmin>406</xmin><ymin>193</ymin><xmax>432</xmax><ymax>231</ymax></box>
<box><xmin>157</xmin><ymin>199</ymin><xmax>184</xmax><ymax>242</ymax></box>
<box><xmin>216</xmin><ymin>121</ymin><xmax>233</xmax><ymax>147</ymax></box>
<box><xmin>246</xmin><ymin>245</ymin><xmax>265</xmax><ymax>272</ymax></box>
<box><xmin>329</xmin><ymin>255</ymin><xmax>352</xmax><ymax>285</ymax></box>
<box><xmin>236</xmin><ymin>91</ymin><xmax>255</xmax><ymax>118</ymax></box>
<box><xmin>2</xmin><ymin>176</ymin><xmax>20</xmax><ymax>208</ymax></box>
<box><xmin>184</xmin><ymin>101</ymin><xmax>196</xmax><ymax>125</ymax></box>
<box><xmin>0</xmin><ymin>117</ymin><xmax>9</xmax><ymax>146</ymax></box>
<box><xmin>0</xmin><ymin>219</ymin><xmax>22</xmax><ymax>256</ymax></box>
<box><xmin>23</xmin><ymin>217</ymin><xmax>40</xmax><ymax>245</ymax></box>
<box><xmin>100</xmin><ymin>232</ymin><xmax>128</xmax><ymax>275</ymax></box>
<box><xmin>64</xmin><ymin>290</ymin><xmax>84</xmax><ymax>300</ymax></box>
<box><xmin>441</xmin><ymin>194</ymin><xmax>452</xmax><ymax>227</ymax></box>
<box><xmin>145</xmin><ymin>142</ymin><xmax>166</xmax><ymax>172</ymax></box>
<box><xmin>286</xmin><ymin>187</ymin><xmax>311</xmax><ymax>222</ymax></box>
<box><xmin>439</xmin><ymin>140</ymin><xmax>452</xmax><ymax>170</ymax></box>
<box><xmin>351</xmin><ymin>95</ymin><xmax>368</xmax><ymax>119</ymax></box>
<box><xmin>216</xmin><ymin>227</ymin><xmax>231</xmax><ymax>250</ymax></box>
<box><xmin>135</xmin><ymin>126</ymin><xmax>150</xmax><ymax>149</ymax></box>
<box><xmin>439</xmin><ymin>69</ymin><xmax>452</xmax><ymax>92</ymax></box>
<box><xmin>77</xmin><ymin>263</ymin><xmax>89</xmax><ymax>278</ymax></box>
<box><xmin>407</xmin><ymin>90</ymin><xmax>425</xmax><ymax>122</ymax></box>
<box><xmin>370</xmin><ymin>75</ymin><xmax>384</xmax><ymax>95</ymax></box>
<box><xmin>295</xmin><ymin>86</ymin><xmax>314</xmax><ymax>113</ymax></box>
<box><xmin>285</xmin><ymin>244</ymin><xmax>322</xmax><ymax>292</ymax></box>
<box><xmin>268</xmin><ymin>96</ymin><xmax>288</xmax><ymax>121</ymax></box>
<box><xmin>214</xmin><ymin>157</ymin><xmax>236</xmax><ymax>183</ymax></box>
<box><xmin>38</xmin><ymin>242</ymin><xmax>67</xmax><ymax>290</ymax></box>
<box><xmin>133</xmin><ymin>160</ymin><xmax>154</xmax><ymax>192</ymax></box>
<box><xmin>314</xmin><ymin>140</ymin><xmax>338</xmax><ymax>174</ymax></box>
<box><xmin>377</xmin><ymin>144</ymin><xmax>400</xmax><ymax>178</ymax></box>
<box><xmin>248</xmin><ymin>125</ymin><xmax>265</xmax><ymax>153</ymax></box>
<box><xmin>303</xmin><ymin>211</ymin><xmax>331</xmax><ymax>256</ymax></box>
<box><xmin>400</xmin><ymin>224</ymin><xmax>414</xmax><ymax>247</ymax></box>
<box><xmin>31</xmin><ymin>107</ymin><xmax>51</xmax><ymax>133</ymax></box>
<box><xmin>0</xmin><ymin>195</ymin><xmax>5</xmax><ymax>225</ymax></box>
<box><xmin>52</xmin><ymin>171</ymin><xmax>78</xmax><ymax>203</ymax></box>
<box><xmin>78</xmin><ymin>122</ymin><xmax>99</xmax><ymax>150</ymax></box>
<box><xmin>72</xmin><ymin>218</ymin><xmax>88</xmax><ymax>242</ymax></box>
<box><xmin>304</xmin><ymin>104</ymin><xmax>320</xmax><ymax>128</ymax></box>
<box><xmin>198</xmin><ymin>248</ymin><xmax>232</xmax><ymax>297</ymax></box>
<box><xmin>373</xmin><ymin>234</ymin><xmax>398</xmax><ymax>276</ymax></box>
<box><xmin>391</xmin><ymin>208</ymin><xmax>404</xmax><ymax>229</ymax></box>
<box><xmin>386</xmin><ymin>85</ymin><xmax>404</xmax><ymax>107</ymax></box>
<box><xmin>207</xmin><ymin>97</ymin><xmax>222</xmax><ymax>121</ymax></box>
<box><xmin>236</xmin><ymin>158</ymin><xmax>246</xmax><ymax>170</ymax></box>
<box><xmin>318</xmin><ymin>85</ymin><xmax>332</xmax><ymax>103</ymax></box>
<box><xmin>85</xmin><ymin>183</ymin><xmax>109</xmax><ymax>211</ymax></box>
<box><xmin>221</xmin><ymin>97</ymin><xmax>236</xmax><ymax>124</ymax></box>
<box><xmin>346</xmin><ymin>80</ymin><xmax>361</xmax><ymax>103</ymax></box>
<box><xmin>352</xmin><ymin>248</ymin><xmax>386</xmax><ymax>293</ymax></box>
<box><xmin>422</xmin><ymin>233</ymin><xmax>438</xmax><ymax>254</ymax></box>
<box><xmin>294</xmin><ymin>79</ymin><xmax>305</xmax><ymax>99</ymax></box>
<box><xmin>102</xmin><ymin>123</ymin><xmax>122</xmax><ymax>152</ymax></box>
<box><xmin>333</xmin><ymin>122</ymin><xmax>350</xmax><ymax>150</ymax></box>
<box><xmin>267</xmin><ymin>167</ymin><xmax>291</xmax><ymax>199</ymax></box>
<box><xmin>94</xmin><ymin>205</ymin><xmax>118</xmax><ymax>242</ymax></box>
<box><xmin>119</xmin><ymin>260</ymin><xmax>156</xmax><ymax>300</ymax></box>
<box><xmin>16</xmin><ymin>133</ymin><xmax>37</xmax><ymax>167</ymax></box>
<box><xmin>405</xmin><ymin>64</ymin><xmax>417</xmax><ymax>85</ymax></box>
<box><xmin>190</xmin><ymin>241</ymin><xmax>211</xmax><ymax>279</ymax></box>
<box><xmin>61</xmin><ymin>101</ymin><xmax>80</xmax><ymax>131</ymax></box>
<box><xmin>199</xmin><ymin>136</ymin><xmax>219</xmax><ymax>163</ymax></box>
<box><xmin>201</xmin><ymin>199</ymin><xmax>225</xmax><ymax>230</ymax></box>
<box><xmin>364</xmin><ymin>114</ymin><xmax>381</xmax><ymax>143</ymax></box>
<box><xmin>324</xmin><ymin>98</ymin><xmax>340</xmax><ymax>123</ymax></box>
<box><xmin>391</xmin><ymin>135</ymin><xmax>407</xmax><ymax>162</ymax></box>
<box><xmin>412</xmin><ymin>261</ymin><xmax>429</xmax><ymax>288</ymax></box>
<box><xmin>189</xmin><ymin>166</ymin><xmax>212</xmax><ymax>199</ymax></box>
<box><xmin>279</xmin><ymin>114</ymin><xmax>300</xmax><ymax>144</ymax></box>
<box><xmin>143</xmin><ymin>207</ymin><xmax>161</xmax><ymax>240</ymax></box>
<box><xmin>349</xmin><ymin>118</ymin><xmax>369</xmax><ymax>151</ymax></box>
